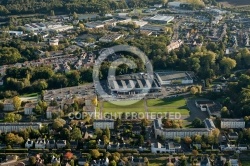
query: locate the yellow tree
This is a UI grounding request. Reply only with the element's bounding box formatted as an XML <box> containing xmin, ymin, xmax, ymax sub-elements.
<box><xmin>92</xmin><ymin>96</ymin><xmax>98</xmax><ymax>107</ymax></box>
<box><xmin>13</xmin><ymin>96</ymin><xmax>21</xmax><ymax>111</ymax></box>
<box><xmin>190</xmin><ymin>87</ymin><xmax>198</xmax><ymax>95</ymax></box>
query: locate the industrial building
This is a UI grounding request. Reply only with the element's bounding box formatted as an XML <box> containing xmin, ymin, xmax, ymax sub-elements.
<box><xmin>108</xmin><ymin>73</ymin><xmax>161</xmax><ymax>95</ymax></box>
<box><xmin>148</xmin><ymin>15</ymin><xmax>174</xmax><ymax>24</ymax></box>
<box><xmin>99</xmin><ymin>34</ymin><xmax>124</xmax><ymax>42</ymax></box>
<box><xmin>24</xmin><ymin>23</ymin><xmax>73</xmax><ymax>32</ymax></box>
<box><xmin>155</xmin><ymin>71</ymin><xmax>193</xmax><ymax>85</ymax></box>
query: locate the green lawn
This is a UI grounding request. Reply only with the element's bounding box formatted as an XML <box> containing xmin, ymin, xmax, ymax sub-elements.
<box><xmin>149</xmin><ymin>158</ymin><xmax>167</xmax><ymax>166</ymax></box>
<box><xmin>148</xmin><ymin>107</ymin><xmax>189</xmax><ymax>115</ymax></box>
<box><xmin>147</xmin><ymin>96</ymin><xmax>186</xmax><ymax>107</ymax></box>
<box><xmin>103</xmin><ymin>100</ymin><xmax>144</xmax><ymax>108</ymax></box>
<box><xmin>241</xmin><ymin>161</ymin><xmax>250</xmax><ymax>166</ymax></box>
<box><xmin>21</xmin><ymin>93</ymin><xmax>38</xmax><ymax>97</ymax></box>
<box><xmin>103</xmin><ymin>107</ymin><xmax>145</xmax><ymax>114</ymax></box>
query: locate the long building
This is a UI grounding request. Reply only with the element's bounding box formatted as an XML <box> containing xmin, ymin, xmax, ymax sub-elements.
<box><xmin>221</xmin><ymin>119</ymin><xmax>245</xmax><ymax>129</ymax></box>
<box><xmin>93</xmin><ymin>120</ymin><xmax>115</xmax><ymax>129</ymax></box>
<box><xmin>153</xmin><ymin>118</ymin><xmax>215</xmax><ymax>139</ymax></box>
<box><xmin>148</xmin><ymin>15</ymin><xmax>174</xmax><ymax>24</ymax></box>
<box><xmin>0</xmin><ymin>123</ymin><xmax>42</xmax><ymax>132</ymax></box>
<box><xmin>155</xmin><ymin>71</ymin><xmax>193</xmax><ymax>85</ymax></box>
<box><xmin>108</xmin><ymin>73</ymin><xmax>161</xmax><ymax>94</ymax></box>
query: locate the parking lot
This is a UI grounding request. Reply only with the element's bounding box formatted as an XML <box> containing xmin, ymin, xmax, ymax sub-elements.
<box><xmin>43</xmin><ymin>83</ymin><xmax>95</xmax><ymax>102</ymax></box>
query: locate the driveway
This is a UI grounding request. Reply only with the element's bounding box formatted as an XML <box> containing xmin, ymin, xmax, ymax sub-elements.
<box><xmin>185</xmin><ymin>98</ymin><xmax>209</xmax><ymax>121</ymax></box>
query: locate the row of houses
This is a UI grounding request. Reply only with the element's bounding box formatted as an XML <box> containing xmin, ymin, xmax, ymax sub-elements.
<box><xmin>25</xmin><ymin>138</ymin><xmax>68</xmax><ymax>149</ymax></box>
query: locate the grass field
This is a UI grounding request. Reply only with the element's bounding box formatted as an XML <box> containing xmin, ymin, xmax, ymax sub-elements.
<box><xmin>147</xmin><ymin>107</ymin><xmax>189</xmax><ymax>115</ymax></box>
<box><xmin>102</xmin><ymin>100</ymin><xmax>145</xmax><ymax>114</ymax></box>
<box><xmin>103</xmin><ymin>100</ymin><xmax>144</xmax><ymax>108</ymax></box>
<box><xmin>21</xmin><ymin>93</ymin><xmax>38</xmax><ymax>97</ymax></box>
<box><xmin>101</xmin><ymin>97</ymin><xmax>190</xmax><ymax>118</ymax></box>
<box><xmin>241</xmin><ymin>161</ymin><xmax>250</xmax><ymax>166</ymax></box>
<box><xmin>102</xmin><ymin>107</ymin><xmax>145</xmax><ymax>114</ymax></box>
<box><xmin>147</xmin><ymin>96</ymin><xmax>186</xmax><ymax>107</ymax></box>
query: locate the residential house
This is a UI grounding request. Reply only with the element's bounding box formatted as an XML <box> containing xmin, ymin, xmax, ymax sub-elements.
<box><xmin>151</xmin><ymin>142</ymin><xmax>181</xmax><ymax>153</ymax></box>
<box><xmin>195</xmin><ymin>100</ymin><xmax>221</xmax><ymax>117</ymax></box>
<box><xmin>70</xmin><ymin>140</ymin><xmax>78</xmax><ymax>149</ymax></box>
<box><xmin>107</xmin><ymin>143</ymin><xmax>119</xmax><ymax>150</ymax></box>
<box><xmin>46</xmin><ymin>139</ymin><xmax>56</xmax><ymax>149</ymax></box>
<box><xmin>117</xmin><ymin>159</ymin><xmax>126</xmax><ymax>166</ymax></box>
<box><xmin>221</xmin><ymin>119</ymin><xmax>245</xmax><ymax>129</ymax></box>
<box><xmin>46</xmin><ymin>106</ymin><xmax>61</xmax><ymax>119</ymax></box>
<box><xmin>90</xmin><ymin>158</ymin><xmax>109</xmax><ymax>166</ymax></box>
<box><xmin>3</xmin><ymin>99</ymin><xmax>14</xmax><ymax>111</ymax></box>
<box><xmin>220</xmin><ymin>143</ymin><xmax>236</xmax><ymax>151</ymax></box>
<box><xmin>78</xmin><ymin>157</ymin><xmax>88</xmax><ymax>166</ymax></box>
<box><xmin>131</xmin><ymin>156</ymin><xmax>145</xmax><ymax>166</ymax></box>
<box><xmin>35</xmin><ymin>154</ymin><xmax>44</xmax><ymax>166</ymax></box>
<box><xmin>25</xmin><ymin>139</ymin><xmax>34</xmax><ymax>148</ymax></box>
<box><xmin>228</xmin><ymin>132</ymin><xmax>238</xmax><ymax>140</ymax></box>
<box><xmin>57</xmin><ymin>140</ymin><xmax>67</xmax><ymax>149</ymax></box>
<box><xmin>35</xmin><ymin>138</ymin><xmax>46</xmax><ymax>149</ymax></box>
<box><xmin>24</xmin><ymin>103</ymin><xmax>36</xmax><ymax>115</ymax></box>
<box><xmin>237</xmin><ymin>144</ymin><xmax>248</xmax><ymax>151</ymax></box>
<box><xmin>0</xmin><ymin>78</ymin><xmax>3</xmax><ymax>86</ymax></box>
<box><xmin>200</xmin><ymin>157</ymin><xmax>211</xmax><ymax>166</ymax></box>
<box><xmin>63</xmin><ymin>63</ymin><xmax>71</xmax><ymax>73</ymax></box>
<box><xmin>132</xmin><ymin>126</ymin><xmax>141</xmax><ymax>135</ymax></box>
<box><xmin>229</xmin><ymin>159</ymin><xmax>239</xmax><ymax>166</ymax></box>
<box><xmin>97</xmin><ymin>139</ymin><xmax>106</xmax><ymax>148</ymax></box>
<box><xmin>93</xmin><ymin>120</ymin><xmax>115</xmax><ymax>129</ymax></box>
<box><xmin>151</xmin><ymin>142</ymin><xmax>166</xmax><ymax>153</ymax></box>
<box><xmin>167</xmin><ymin>40</ymin><xmax>183</xmax><ymax>52</ymax></box>
<box><xmin>51</xmin><ymin>155</ymin><xmax>60</xmax><ymax>165</ymax></box>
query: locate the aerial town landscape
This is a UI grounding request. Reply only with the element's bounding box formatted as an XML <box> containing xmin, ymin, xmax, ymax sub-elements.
<box><xmin>1</xmin><ymin>0</ymin><xmax>250</xmax><ymax>165</ymax></box>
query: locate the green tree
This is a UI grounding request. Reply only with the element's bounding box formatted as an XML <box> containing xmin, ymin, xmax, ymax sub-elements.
<box><xmin>192</xmin><ymin>118</ymin><xmax>203</xmax><ymax>128</ymax></box>
<box><xmin>29</xmin><ymin>156</ymin><xmax>36</xmax><ymax>166</ymax></box>
<box><xmin>95</xmin><ymin>128</ymin><xmax>103</xmax><ymax>138</ymax></box>
<box><xmin>4</xmin><ymin>113</ymin><xmax>22</xmax><ymax>122</ymax></box>
<box><xmin>52</xmin><ymin>118</ymin><xmax>66</xmax><ymax>130</ymax></box>
<box><xmin>174</xmin><ymin>136</ymin><xmax>181</xmax><ymax>143</ymax></box>
<box><xmin>71</xmin><ymin>127</ymin><xmax>82</xmax><ymax>140</ymax></box>
<box><xmin>90</xmin><ymin>149</ymin><xmax>100</xmax><ymax>159</ymax></box>
<box><xmin>0</xmin><ymin>47</ymin><xmax>21</xmax><ymax>65</ymax></box>
<box><xmin>139</xmin><ymin>135</ymin><xmax>144</xmax><ymax>146</ymax></box>
<box><xmin>220</xmin><ymin>57</ymin><xmax>237</xmax><ymax>74</ymax></box>
<box><xmin>73</xmin><ymin>12</ymin><xmax>78</xmax><ymax>20</ymax></box>
<box><xmin>105</xmin><ymin>127</ymin><xmax>110</xmax><ymax>139</ymax></box>
<box><xmin>5</xmin><ymin>133</ymin><xmax>24</xmax><ymax>144</ymax></box>
<box><xmin>61</xmin><ymin>128</ymin><xmax>70</xmax><ymax>140</ymax></box>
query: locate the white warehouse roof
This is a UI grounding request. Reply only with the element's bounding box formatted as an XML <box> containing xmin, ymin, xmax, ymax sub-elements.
<box><xmin>149</xmin><ymin>15</ymin><xmax>174</xmax><ymax>22</ymax></box>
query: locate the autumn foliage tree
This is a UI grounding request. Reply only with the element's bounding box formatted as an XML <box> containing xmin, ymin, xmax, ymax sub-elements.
<box><xmin>64</xmin><ymin>152</ymin><xmax>73</xmax><ymax>160</ymax></box>
<box><xmin>13</xmin><ymin>96</ymin><xmax>21</xmax><ymax>111</ymax></box>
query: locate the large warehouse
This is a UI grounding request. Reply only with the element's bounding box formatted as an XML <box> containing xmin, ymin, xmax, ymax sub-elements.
<box><xmin>148</xmin><ymin>15</ymin><xmax>174</xmax><ymax>24</ymax></box>
<box><xmin>155</xmin><ymin>71</ymin><xmax>193</xmax><ymax>85</ymax></box>
<box><xmin>108</xmin><ymin>73</ymin><xmax>161</xmax><ymax>94</ymax></box>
